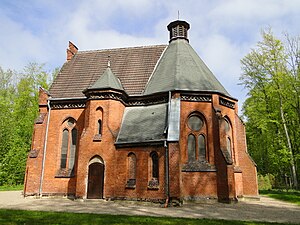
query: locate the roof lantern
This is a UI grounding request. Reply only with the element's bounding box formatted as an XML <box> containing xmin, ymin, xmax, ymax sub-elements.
<box><xmin>167</xmin><ymin>20</ymin><xmax>190</xmax><ymax>43</ymax></box>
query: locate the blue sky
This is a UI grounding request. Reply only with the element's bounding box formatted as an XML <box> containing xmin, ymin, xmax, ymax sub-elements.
<box><xmin>0</xmin><ymin>0</ymin><xmax>299</xmax><ymax>113</ymax></box>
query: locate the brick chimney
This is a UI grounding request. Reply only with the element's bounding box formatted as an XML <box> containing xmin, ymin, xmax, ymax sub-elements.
<box><xmin>66</xmin><ymin>41</ymin><xmax>78</xmax><ymax>61</ymax></box>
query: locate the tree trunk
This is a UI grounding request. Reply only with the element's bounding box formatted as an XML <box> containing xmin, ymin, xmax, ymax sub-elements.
<box><xmin>279</xmin><ymin>94</ymin><xmax>298</xmax><ymax>189</ymax></box>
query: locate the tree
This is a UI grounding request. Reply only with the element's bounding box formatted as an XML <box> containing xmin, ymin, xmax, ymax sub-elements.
<box><xmin>240</xmin><ymin>29</ymin><xmax>300</xmax><ymax>189</ymax></box>
<box><xmin>0</xmin><ymin>63</ymin><xmax>53</xmax><ymax>185</ymax></box>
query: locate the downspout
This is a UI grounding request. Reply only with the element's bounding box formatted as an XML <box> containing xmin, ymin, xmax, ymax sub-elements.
<box><xmin>39</xmin><ymin>98</ymin><xmax>51</xmax><ymax>196</ymax></box>
<box><xmin>164</xmin><ymin>140</ymin><xmax>170</xmax><ymax>207</ymax></box>
<box><xmin>164</xmin><ymin>91</ymin><xmax>171</xmax><ymax>207</ymax></box>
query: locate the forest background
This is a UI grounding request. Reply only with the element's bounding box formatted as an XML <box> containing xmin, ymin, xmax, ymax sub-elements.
<box><xmin>0</xmin><ymin>30</ymin><xmax>299</xmax><ymax>190</ymax></box>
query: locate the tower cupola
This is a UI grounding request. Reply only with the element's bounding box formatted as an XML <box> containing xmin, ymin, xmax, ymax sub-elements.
<box><xmin>167</xmin><ymin>20</ymin><xmax>190</xmax><ymax>43</ymax></box>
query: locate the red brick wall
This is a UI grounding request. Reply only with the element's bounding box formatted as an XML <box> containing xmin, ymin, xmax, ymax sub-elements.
<box><xmin>24</xmin><ymin>88</ymin><xmax>49</xmax><ymax>195</ymax></box>
<box><xmin>25</xmin><ymin>90</ymin><xmax>258</xmax><ymax>201</ymax></box>
<box><xmin>235</xmin><ymin>114</ymin><xmax>258</xmax><ymax>196</ymax></box>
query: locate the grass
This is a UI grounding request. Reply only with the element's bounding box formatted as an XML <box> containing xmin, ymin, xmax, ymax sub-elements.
<box><xmin>0</xmin><ymin>185</ymin><xmax>23</xmax><ymax>191</ymax></box>
<box><xmin>259</xmin><ymin>189</ymin><xmax>300</xmax><ymax>206</ymax></box>
<box><xmin>0</xmin><ymin>209</ymin><xmax>288</xmax><ymax>225</ymax></box>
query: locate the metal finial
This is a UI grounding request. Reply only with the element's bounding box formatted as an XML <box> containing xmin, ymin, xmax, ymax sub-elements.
<box><xmin>178</xmin><ymin>10</ymin><xmax>180</xmax><ymax>20</ymax></box>
<box><xmin>107</xmin><ymin>55</ymin><xmax>111</xmax><ymax>68</ymax></box>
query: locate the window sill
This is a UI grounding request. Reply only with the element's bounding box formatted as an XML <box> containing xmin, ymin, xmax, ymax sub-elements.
<box><xmin>182</xmin><ymin>161</ymin><xmax>216</xmax><ymax>172</ymax></box>
<box><xmin>148</xmin><ymin>178</ymin><xmax>159</xmax><ymax>190</ymax></box>
<box><xmin>93</xmin><ymin>134</ymin><xmax>102</xmax><ymax>142</ymax></box>
<box><xmin>28</xmin><ymin>149</ymin><xmax>39</xmax><ymax>158</ymax></box>
<box><xmin>125</xmin><ymin>179</ymin><xmax>136</xmax><ymax>189</ymax></box>
<box><xmin>55</xmin><ymin>168</ymin><xmax>75</xmax><ymax>178</ymax></box>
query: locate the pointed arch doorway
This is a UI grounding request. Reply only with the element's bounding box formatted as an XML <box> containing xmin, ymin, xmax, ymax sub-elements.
<box><xmin>87</xmin><ymin>156</ymin><xmax>104</xmax><ymax>199</ymax></box>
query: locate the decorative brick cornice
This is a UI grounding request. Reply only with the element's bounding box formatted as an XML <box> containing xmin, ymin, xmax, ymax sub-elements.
<box><xmin>51</xmin><ymin>101</ymin><xmax>86</xmax><ymax>109</ymax></box>
<box><xmin>128</xmin><ymin>95</ymin><xmax>168</xmax><ymax>106</ymax></box>
<box><xmin>50</xmin><ymin>91</ymin><xmax>170</xmax><ymax>109</ymax></box>
<box><xmin>181</xmin><ymin>94</ymin><xmax>212</xmax><ymax>102</ymax></box>
<box><xmin>219</xmin><ymin>97</ymin><xmax>235</xmax><ymax>109</ymax></box>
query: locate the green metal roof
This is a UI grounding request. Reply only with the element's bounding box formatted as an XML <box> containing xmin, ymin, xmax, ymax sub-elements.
<box><xmin>143</xmin><ymin>39</ymin><xmax>230</xmax><ymax>96</ymax></box>
<box><xmin>89</xmin><ymin>66</ymin><xmax>124</xmax><ymax>91</ymax></box>
<box><xmin>115</xmin><ymin>103</ymin><xmax>168</xmax><ymax>145</ymax></box>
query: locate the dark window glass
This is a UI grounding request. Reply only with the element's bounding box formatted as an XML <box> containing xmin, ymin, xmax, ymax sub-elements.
<box><xmin>198</xmin><ymin>134</ymin><xmax>206</xmax><ymax>161</ymax></box>
<box><xmin>67</xmin><ymin>118</ymin><xmax>75</xmax><ymax>127</ymax></box>
<box><xmin>61</xmin><ymin>129</ymin><xmax>69</xmax><ymax>168</ymax></box>
<box><xmin>151</xmin><ymin>152</ymin><xmax>159</xmax><ymax>179</ymax></box>
<box><xmin>188</xmin><ymin>134</ymin><xmax>196</xmax><ymax>162</ymax></box>
<box><xmin>69</xmin><ymin>128</ymin><xmax>77</xmax><ymax>170</ymax></box>
<box><xmin>98</xmin><ymin>120</ymin><xmax>102</xmax><ymax>135</ymax></box>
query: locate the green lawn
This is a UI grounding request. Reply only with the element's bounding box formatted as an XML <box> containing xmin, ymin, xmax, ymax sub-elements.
<box><xmin>0</xmin><ymin>209</ymin><xmax>289</xmax><ymax>225</ymax></box>
<box><xmin>0</xmin><ymin>185</ymin><xmax>23</xmax><ymax>191</ymax></box>
<box><xmin>259</xmin><ymin>189</ymin><xmax>300</xmax><ymax>206</ymax></box>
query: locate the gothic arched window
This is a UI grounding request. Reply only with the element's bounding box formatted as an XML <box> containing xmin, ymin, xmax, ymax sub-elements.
<box><xmin>94</xmin><ymin>107</ymin><xmax>103</xmax><ymax>141</ymax></box>
<box><xmin>148</xmin><ymin>151</ymin><xmax>159</xmax><ymax>189</ymax></box>
<box><xmin>58</xmin><ymin>118</ymin><xmax>78</xmax><ymax>177</ymax></box>
<box><xmin>126</xmin><ymin>153</ymin><xmax>136</xmax><ymax>188</ymax></box>
<box><xmin>224</xmin><ymin>118</ymin><xmax>233</xmax><ymax>159</ymax></box>
<box><xmin>187</xmin><ymin>113</ymin><xmax>207</xmax><ymax>163</ymax></box>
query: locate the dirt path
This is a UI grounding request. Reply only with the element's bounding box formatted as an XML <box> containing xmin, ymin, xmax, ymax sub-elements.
<box><xmin>0</xmin><ymin>191</ymin><xmax>299</xmax><ymax>224</ymax></box>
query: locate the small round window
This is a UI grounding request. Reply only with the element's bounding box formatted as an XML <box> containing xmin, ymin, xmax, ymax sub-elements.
<box><xmin>188</xmin><ymin>115</ymin><xmax>203</xmax><ymax>131</ymax></box>
<box><xmin>67</xmin><ymin>118</ymin><xmax>75</xmax><ymax>127</ymax></box>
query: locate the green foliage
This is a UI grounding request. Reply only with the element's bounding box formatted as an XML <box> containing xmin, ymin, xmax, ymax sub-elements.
<box><xmin>240</xmin><ymin>29</ymin><xmax>300</xmax><ymax>189</ymax></box>
<box><xmin>0</xmin><ymin>184</ymin><xmax>23</xmax><ymax>191</ymax></box>
<box><xmin>0</xmin><ymin>63</ymin><xmax>53</xmax><ymax>186</ymax></box>
<box><xmin>257</xmin><ymin>174</ymin><xmax>275</xmax><ymax>190</ymax></box>
<box><xmin>0</xmin><ymin>209</ymin><xmax>289</xmax><ymax>225</ymax></box>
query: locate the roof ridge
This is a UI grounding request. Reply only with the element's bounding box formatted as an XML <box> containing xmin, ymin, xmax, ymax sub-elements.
<box><xmin>77</xmin><ymin>44</ymin><xmax>168</xmax><ymax>54</ymax></box>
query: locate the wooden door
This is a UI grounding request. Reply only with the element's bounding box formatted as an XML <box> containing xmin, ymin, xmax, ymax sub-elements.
<box><xmin>87</xmin><ymin>162</ymin><xmax>104</xmax><ymax>199</ymax></box>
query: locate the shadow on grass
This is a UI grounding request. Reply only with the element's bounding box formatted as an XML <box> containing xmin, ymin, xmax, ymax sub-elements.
<box><xmin>0</xmin><ymin>209</ymin><xmax>287</xmax><ymax>225</ymax></box>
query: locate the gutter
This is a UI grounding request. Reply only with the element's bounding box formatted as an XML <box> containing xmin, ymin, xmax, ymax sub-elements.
<box><xmin>39</xmin><ymin>98</ymin><xmax>51</xmax><ymax>196</ymax></box>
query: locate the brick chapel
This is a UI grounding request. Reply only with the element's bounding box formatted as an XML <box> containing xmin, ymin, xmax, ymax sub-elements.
<box><xmin>24</xmin><ymin>20</ymin><xmax>258</xmax><ymax>203</ymax></box>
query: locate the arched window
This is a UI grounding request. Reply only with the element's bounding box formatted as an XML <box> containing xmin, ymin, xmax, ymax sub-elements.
<box><xmin>188</xmin><ymin>134</ymin><xmax>196</xmax><ymax>162</ymax></box>
<box><xmin>94</xmin><ymin>107</ymin><xmax>103</xmax><ymax>141</ymax></box>
<box><xmin>58</xmin><ymin>118</ymin><xmax>78</xmax><ymax>177</ymax></box>
<box><xmin>224</xmin><ymin>118</ymin><xmax>233</xmax><ymax>159</ymax></box>
<box><xmin>69</xmin><ymin>128</ymin><xmax>77</xmax><ymax>170</ymax></box>
<box><xmin>128</xmin><ymin>153</ymin><xmax>136</xmax><ymax>180</ymax></box>
<box><xmin>198</xmin><ymin>134</ymin><xmax>206</xmax><ymax>161</ymax></box>
<box><xmin>151</xmin><ymin>152</ymin><xmax>159</xmax><ymax>179</ymax></box>
<box><xmin>126</xmin><ymin>153</ymin><xmax>136</xmax><ymax>188</ymax></box>
<box><xmin>227</xmin><ymin>137</ymin><xmax>232</xmax><ymax>158</ymax></box>
<box><xmin>186</xmin><ymin>113</ymin><xmax>208</xmax><ymax>163</ymax></box>
<box><xmin>97</xmin><ymin>119</ymin><xmax>102</xmax><ymax>135</ymax></box>
<box><xmin>148</xmin><ymin>151</ymin><xmax>159</xmax><ymax>189</ymax></box>
<box><xmin>60</xmin><ymin>129</ymin><xmax>69</xmax><ymax>169</ymax></box>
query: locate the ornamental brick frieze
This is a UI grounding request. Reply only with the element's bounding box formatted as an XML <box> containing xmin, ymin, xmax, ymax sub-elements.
<box><xmin>180</xmin><ymin>94</ymin><xmax>212</xmax><ymax>102</ymax></box>
<box><xmin>88</xmin><ymin>92</ymin><xmax>125</xmax><ymax>103</ymax></box>
<box><xmin>219</xmin><ymin>97</ymin><xmax>235</xmax><ymax>109</ymax></box>
<box><xmin>127</xmin><ymin>95</ymin><xmax>168</xmax><ymax>106</ymax></box>
<box><xmin>88</xmin><ymin>91</ymin><xmax>168</xmax><ymax>106</ymax></box>
<box><xmin>50</xmin><ymin>102</ymin><xmax>86</xmax><ymax>109</ymax></box>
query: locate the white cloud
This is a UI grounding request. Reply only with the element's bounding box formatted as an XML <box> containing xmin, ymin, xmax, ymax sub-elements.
<box><xmin>0</xmin><ymin>0</ymin><xmax>299</xmax><ymax>112</ymax></box>
<box><xmin>0</xmin><ymin>13</ymin><xmax>45</xmax><ymax>70</ymax></box>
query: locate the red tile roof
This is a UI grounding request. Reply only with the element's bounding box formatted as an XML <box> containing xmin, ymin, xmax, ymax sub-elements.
<box><xmin>49</xmin><ymin>45</ymin><xmax>167</xmax><ymax>98</ymax></box>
